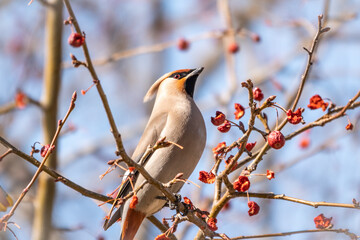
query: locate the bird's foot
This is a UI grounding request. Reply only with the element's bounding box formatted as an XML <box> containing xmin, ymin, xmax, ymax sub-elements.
<box><xmin>158</xmin><ymin>193</ymin><xmax>185</xmax><ymax>214</ymax></box>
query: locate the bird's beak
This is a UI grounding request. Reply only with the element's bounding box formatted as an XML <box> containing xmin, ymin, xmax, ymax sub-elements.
<box><xmin>187</xmin><ymin>67</ymin><xmax>204</xmax><ymax>78</ymax></box>
<box><xmin>184</xmin><ymin>67</ymin><xmax>204</xmax><ymax>98</ymax></box>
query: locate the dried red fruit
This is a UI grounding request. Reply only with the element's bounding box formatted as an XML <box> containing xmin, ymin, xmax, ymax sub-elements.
<box><xmin>233</xmin><ymin>176</ymin><xmax>250</xmax><ymax>192</ymax></box>
<box><xmin>228</xmin><ymin>42</ymin><xmax>239</xmax><ymax>54</ymax></box>
<box><xmin>68</xmin><ymin>32</ymin><xmax>85</xmax><ymax>48</ymax></box>
<box><xmin>248</xmin><ymin>201</ymin><xmax>260</xmax><ymax>216</ymax></box>
<box><xmin>287</xmin><ymin>108</ymin><xmax>304</xmax><ymax>124</ymax></box>
<box><xmin>307</xmin><ymin>94</ymin><xmax>328</xmax><ymax>111</ymax></box>
<box><xmin>129</xmin><ymin>195</ymin><xmax>138</xmax><ymax>209</ymax></box>
<box><xmin>234</xmin><ymin>103</ymin><xmax>245</xmax><ymax>120</ymax></box>
<box><xmin>212</xmin><ymin>142</ymin><xmax>226</xmax><ymax>155</ymax></box>
<box><xmin>211</xmin><ymin>111</ymin><xmax>226</xmax><ymax>126</ymax></box>
<box><xmin>266</xmin><ymin>170</ymin><xmax>275</xmax><ymax>180</ymax></box>
<box><xmin>207</xmin><ymin>217</ymin><xmax>218</xmax><ymax>231</ymax></box>
<box><xmin>183</xmin><ymin>197</ymin><xmax>194</xmax><ymax>210</ymax></box>
<box><xmin>154</xmin><ymin>233</ymin><xmax>171</xmax><ymax>240</ymax></box>
<box><xmin>217</xmin><ymin>120</ymin><xmax>231</xmax><ymax>133</ymax></box>
<box><xmin>15</xmin><ymin>91</ymin><xmax>27</xmax><ymax>109</ymax></box>
<box><xmin>346</xmin><ymin>122</ymin><xmax>353</xmax><ymax>131</ymax></box>
<box><xmin>267</xmin><ymin>131</ymin><xmax>285</xmax><ymax>149</ymax></box>
<box><xmin>245</xmin><ymin>142</ymin><xmax>257</xmax><ymax>152</ymax></box>
<box><xmin>253</xmin><ymin>87</ymin><xmax>264</xmax><ymax>101</ymax></box>
<box><xmin>177</xmin><ymin>38</ymin><xmax>189</xmax><ymax>51</ymax></box>
<box><xmin>40</xmin><ymin>144</ymin><xmax>52</xmax><ymax>157</ymax></box>
<box><xmin>314</xmin><ymin>214</ymin><xmax>333</xmax><ymax>229</ymax></box>
<box><xmin>198</xmin><ymin>171</ymin><xmax>216</xmax><ymax>184</ymax></box>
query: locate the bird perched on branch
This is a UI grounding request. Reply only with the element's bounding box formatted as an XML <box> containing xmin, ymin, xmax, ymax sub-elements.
<box><xmin>104</xmin><ymin>68</ymin><xmax>206</xmax><ymax>240</ymax></box>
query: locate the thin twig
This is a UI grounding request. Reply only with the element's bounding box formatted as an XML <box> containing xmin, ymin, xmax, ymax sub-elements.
<box><xmin>233</xmin><ymin>100</ymin><xmax>360</xmax><ymax>172</ymax></box>
<box><xmin>116</xmin><ymin>140</ymin><xmax>216</xmax><ymax>238</ymax></box>
<box><xmin>246</xmin><ymin>15</ymin><xmax>330</xmax><ymax>172</ymax></box>
<box><xmin>230</xmin><ymin>192</ymin><xmax>360</xmax><ymax>210</ymax></box>
<box><xmin>0</xmin><ymin>149</ymin><xmax>12</xmax><ymax>162</ymax></box>
<box><xmin>147</xmin><ymin>216</ymin><xmax>177</xmax><ymax>240</ymax></box>
<box><xmin>0</xmin><ymin>135</ymin><xmax>111</xmax><ymax>203</ymax></box>
<box><xmin>62</xmin><ymin>0</ymin><xmax>130</xmax><ymax>161</ymax></box>
<box><xmin>285</xmin><ymin>91</ymin><xmax>360</xmax><ymax>141</ymax></box>
<box><xmin>0</xmin><ymin>92</ymin><xmax>77</xmax><ymax>228</ymax></box>
<box><xmin>214</xmin><ymin>228</ymin><xmax>358</xmax><ymax>240</ymax></box>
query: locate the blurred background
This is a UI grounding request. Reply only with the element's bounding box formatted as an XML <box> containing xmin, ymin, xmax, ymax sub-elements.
<box><xmin>0</xmin><ymin>0</ymin><xmax>360</xmax><ymax>239</ymax></box>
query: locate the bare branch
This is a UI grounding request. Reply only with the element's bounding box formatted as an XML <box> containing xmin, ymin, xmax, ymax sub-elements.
<box><xmin>214</xmin><ymin>228</ymin><xmax>358</xmax><ymax>240</ymax></box>
<box><xmin>1</xmin><ymin>92</ymin><xmax>77</xmax><ymax>227</ymax></box>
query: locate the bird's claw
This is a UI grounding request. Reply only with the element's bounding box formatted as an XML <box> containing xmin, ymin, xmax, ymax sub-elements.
<box><xmin>158</xmin><ymin>193</ymin><xmax>185</xmax><ymax>214</ymax></box>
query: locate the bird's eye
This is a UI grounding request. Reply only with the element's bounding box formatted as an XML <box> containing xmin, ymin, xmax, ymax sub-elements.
<box><xmin>173</xmin><ymin>74</ymin><xmax>180</xmax><ymax>79</ymax></box>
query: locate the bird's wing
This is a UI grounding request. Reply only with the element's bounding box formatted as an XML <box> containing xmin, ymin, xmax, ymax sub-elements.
<box><xmin>103</xmin><ymin>112</ymin><xmax>168</xmax><ymax>230</ymax></box>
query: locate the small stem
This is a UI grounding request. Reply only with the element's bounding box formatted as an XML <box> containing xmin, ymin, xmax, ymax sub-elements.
<box><xmin>213</xmin><ymin>228</ymin><xmax>358</xmax><ymax>240</ymax></box>
<box><xmin>0</xmin><ymin>149</ymin><xmax>13</xmax><ymax>162</ymax></box>
<box><xmin>1</xmin><ymin>92</ymin><xmax>77</xmax><ymax>225</ymax></box>
<box><xmin>230</xmin><ymin>191</ymin><xmax>360</xmax><ymax>210</ymax></box>
<box><xmin>62</xmin><ymin>0</ymin><xmax>129</xmax><ymax>160</ymax></box>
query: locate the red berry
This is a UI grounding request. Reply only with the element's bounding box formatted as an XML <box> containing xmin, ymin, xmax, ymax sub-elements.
<box><xmin>314</xmin><ymin>214</ymin><xmax>333</xmax><ymax>229</ymax></box>
<box><xmin>234</xmin><ymin>103</ymin><xmax>245</xmax><ymax>120</ymax></box>
<box><xmin>245</xmin><ymin>142</ymin><xmax>256</xmax><ymax>152</ymax></box>
<box><xmin>68</xmin><ymin>33</ymin><xmax>85</xmax><ymax>48</ymax></box>
<box><xmin>248</xmin><ymin>201</ymin><xmax>260</xmax><ymax>216</ymax></box>
<box><xmin>346</xmin><ymin>122</ymin><xmax>353</xmax><ymax>131</ymax></box>
<box><xmin>206</xmin><ymin>217</ymin><xmax>218</xmax><ymax>231</ymax></box>
<box><xmin>177</xmin><ymin>38</ymin><xmax>189</xmax><ymax>50</ymax></box>
<box><xmin>211</xmin><ymin>111</ymin><xmax>226</xmax><ymax>126</ymax></box>
<box><xmin>198</xmin><ymin>171</ymin><xmax>216</xmax><ymax>184</ymax></box>
<box><xmin>15</xmin><ymin>91</ymin><xmax>27</xmax><ymax>109</ymax></box>
<box><xmin>228</xmin><ymin>42</ymin><xmax>239</xmax><ymax>54</ymax></box>
<box><xmin>267</xmin><ymin>131</ymin><xmax>285</xmax><ymax>149</ymax></box>
<box><xmin>287</xmin><ymin>108</ymin><xmax>304</xmax><ymax>125</ymax></box>
<box><xmin>266</xmin><ymin>170</ymin><xmax>275</xmax><ymax>180</ymax></box>
<box><xmin>212</xmin><ymin>142</ymin><xmax>226</xmax><ymax>155</ymax></box>
<box><xmin>217</xmin><ymin>120</ymin><xmax>231</xmax><ymax>133</ymax></box>
<box><xmin>40</xmin><ymin>144</ymin><xmax>50</xmax><ymax>157</ymax></box>
<box><xmin>253</xmin><ymin>87</ymin><xmax>264</xmax><ymax>101</ymax></box>
<box><xmin>233</xmin><ymin>176</ymin><xmax>250</xmax><ymax>192</ymax></box>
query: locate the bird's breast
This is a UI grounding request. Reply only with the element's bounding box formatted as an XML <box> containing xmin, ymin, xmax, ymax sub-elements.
<box><xmin>134</xmin><ymin>98</ymin><xmax>206</xmax><ymax>215</ymax></box>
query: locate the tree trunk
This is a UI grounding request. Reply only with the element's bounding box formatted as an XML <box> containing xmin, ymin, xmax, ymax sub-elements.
<box><xmin>31</xmin><ymin>0</ymin><xmax>63</xmax><ymax>239</ymax></box>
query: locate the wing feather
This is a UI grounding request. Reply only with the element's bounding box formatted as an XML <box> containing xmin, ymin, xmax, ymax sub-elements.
<box><xmin>103</xmin><ymin>112</ymin><xmax>168</xmax><ymax>230</ymax></box>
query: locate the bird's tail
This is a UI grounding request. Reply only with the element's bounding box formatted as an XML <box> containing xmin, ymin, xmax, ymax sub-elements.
<box><xmin>103</xmin><ymin>203</ymin><xmax>124</xmax><ymax>231</ymax></box>
<box><xmin>120</xmin><ymin>208</ymin><xmax>146</xmax><ymax>240</ymax></box>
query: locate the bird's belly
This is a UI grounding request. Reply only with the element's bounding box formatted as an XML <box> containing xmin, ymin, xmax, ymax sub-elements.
<box><xmin>134</xmin><ymin>133</ymin><xmax>205</xmax><ymax>215</ymax></box>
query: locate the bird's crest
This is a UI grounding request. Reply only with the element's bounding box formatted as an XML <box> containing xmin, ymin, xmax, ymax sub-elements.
<box><xmin>143</xmin><ymin>69</ymin><xmax>191</xmax><ymax>102</ymax></box>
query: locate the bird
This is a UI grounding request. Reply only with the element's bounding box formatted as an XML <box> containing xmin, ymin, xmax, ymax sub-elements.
<box><xmin>103</xmin><ymin>68</ymin><xmax>207</xmax><ymax>240</ymax></box>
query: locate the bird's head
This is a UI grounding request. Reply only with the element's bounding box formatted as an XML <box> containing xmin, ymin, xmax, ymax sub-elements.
<box><xmin>144</xmin><ymin>67</ymin><xmax>204</xmax><ymax>102</ymax></box>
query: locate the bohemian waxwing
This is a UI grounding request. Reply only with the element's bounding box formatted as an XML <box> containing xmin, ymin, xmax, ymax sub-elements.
<box><xmin>103</xmin><ymin>68</ymin><xmax>207</xmax><ymax>240</ymax></box>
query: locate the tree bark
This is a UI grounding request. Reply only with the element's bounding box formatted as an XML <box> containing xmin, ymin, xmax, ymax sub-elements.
<box><xmin>31</xmin><ymin>0</ymin><xmax>63</xmax><ymax>239</ymax></box>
